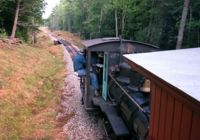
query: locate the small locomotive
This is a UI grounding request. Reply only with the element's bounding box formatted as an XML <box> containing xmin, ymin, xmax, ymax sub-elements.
<box><xmin>80</xmin><ymin>38</ymin><xmax>159</xmax><ymax>139</ymax></box>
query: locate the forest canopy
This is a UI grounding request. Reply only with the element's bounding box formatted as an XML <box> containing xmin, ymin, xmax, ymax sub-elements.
<box><xmin>47</xmin><ymin>0</ymin><xmax>200</xmax><ymax>50</ymax></box>
<box><xmin>0</xmin><ymin>0</ymin><xmax>199</xmax><ymax>49</ymax></box>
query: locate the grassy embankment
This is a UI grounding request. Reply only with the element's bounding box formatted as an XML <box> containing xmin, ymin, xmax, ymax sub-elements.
<box><xmin>0</xmin><ymin>32</ymin><xmax>65</xmax><ymax>139</ymax></box>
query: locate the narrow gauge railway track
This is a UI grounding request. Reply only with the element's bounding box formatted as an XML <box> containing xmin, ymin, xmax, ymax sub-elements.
<box><xmin>53</xmin><ymin>37</ymin><xmax>108</xmax><ymax>139</ymax></box>
<box><xmin>54</xmin><ymin>39</ymin><xmax>79</xmax><ymax>58</ymax></box>
<box><xmin>58</xmin><ymin>39</ymin><xmax>79</xmax><ymax>57</ymax></box>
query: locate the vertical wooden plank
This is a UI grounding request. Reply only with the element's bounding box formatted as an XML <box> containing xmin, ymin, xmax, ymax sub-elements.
<box><xmin>157</xmin><ymin>91</ymin><xmax>168</xmax><ymax>139</ymax></box>
<box><xmin>149</xmin><ymin>82</ymin><xmax>156</xmax><ymax>139</ymax></box>
<box><xmin>164</xmin><ymin>95</ymin><xmax>174</xmax><ymax>140</ymax></box>
<box><xmin>151</xmin><ymin>85</ymin><xmax>158</xmax><ymax>139</ymax></box>
<box><xmin>190</xmin><ymin>113</ymin><xmax>200</xmax><ymax>140</ymax></box>
<box><xmin>171</xmin><ymin>100</ymin><xmax>183</xmax><ymax>140</ymax></box>
<box><xmin>152</xmin><ymin>86</ymin><xmax>162</xmax><ymax>139</ymax></box>
<box><xmin>179</xmin><ymin>106</ymin><xmax>192</xmax><ymax>140</ymax></box>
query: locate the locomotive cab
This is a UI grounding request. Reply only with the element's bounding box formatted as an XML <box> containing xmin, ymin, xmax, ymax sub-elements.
<box><xmin>81</xmin><ymin>38</ymin><xmax>159</xmax><ymax>139</ymax></box>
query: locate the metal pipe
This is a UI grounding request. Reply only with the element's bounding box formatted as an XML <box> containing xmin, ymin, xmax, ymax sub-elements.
<box><xmin>109</xmin><ymin>74</ymin><xmax>145</xmax><ymax>112</ymax></box>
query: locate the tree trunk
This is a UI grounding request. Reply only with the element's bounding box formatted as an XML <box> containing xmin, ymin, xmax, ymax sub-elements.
<box><xmin>198</xmin><ymin>28</ymin><xmax>200</xmax><ymax>47</ymax></box>
<box><xmin>176</xmin><ymin>0</ymin><xmax>190</xmax><ymax>49</ymax></box>
<box><xmin>115</xmin><ymin>9</ymin><xmax>118</xmax><ymax>37</ymax></box>
<box><xmin>121</xmin><ymin>10</ymin><xmax>125</xmax><ymax>38</ymax></box>
<box><xmin>11</xmin><ymin>0</ymin><xmax>20</xmax><ymax>39</ymax></box>
<box><xmin>68</xmin><ymin>18</ymin><xmax>71</xmax><ymax>32</ymax></box>
<box><xmin>99</xmin><ymin>8</ymin><xmax>103</xmax><ymax>34</ymax></box>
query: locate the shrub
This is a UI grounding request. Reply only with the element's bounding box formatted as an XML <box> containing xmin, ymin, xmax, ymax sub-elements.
<box><xmin>0</xmin><ymin>28</ymin><xmax>7</xmax><ymax>38</ymax></box>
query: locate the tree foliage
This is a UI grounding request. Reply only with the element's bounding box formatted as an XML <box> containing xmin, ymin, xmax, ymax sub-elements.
<box><xmin>48</xmin><ymin>0</ymin><xmax>200</xmax><ymax>49</ymax></box>
<box><xmin>0</xmin><ymin>0</ymin><xmax>45</xmax><ymax>41</ymax></box>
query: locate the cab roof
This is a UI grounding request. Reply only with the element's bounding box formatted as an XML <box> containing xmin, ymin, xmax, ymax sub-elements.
<box><xmin>83</xmin><ymin>37</ymin><xmax>159</xmax><ymax>49</ymax></box>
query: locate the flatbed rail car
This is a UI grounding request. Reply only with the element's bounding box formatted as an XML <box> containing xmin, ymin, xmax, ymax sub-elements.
<box><xmin>81</xmin><ymin>38</ymin><xmax>159</xmax><ymax>139</ymax></box>
<box><xmin>124</xmin><ymin>48</ymin><xmax>200</xmax><ymax>140</ymax></box>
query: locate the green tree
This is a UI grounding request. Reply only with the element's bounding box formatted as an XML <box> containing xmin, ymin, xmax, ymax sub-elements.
<box><xmin>48</xmin><ymin>0</ymin><xmax>200</xmax><ymax>49</ymax></box>
<box><xmin>0</xmin><ymin>0</ymin><xmax>45</xmax><ymax>40</ymax></box>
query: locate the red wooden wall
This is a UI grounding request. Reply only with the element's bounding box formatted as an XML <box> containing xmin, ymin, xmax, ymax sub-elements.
<box><xmin>149</xmin><ymin>82</ymin><xmax>200</xmax><ymax>140</ymax></box>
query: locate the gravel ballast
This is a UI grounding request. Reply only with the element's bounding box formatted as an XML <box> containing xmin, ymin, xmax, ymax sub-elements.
<box><xmin>57</xmin><ymin>45</ymin><xmax>106</xmax><ymax>140</ymax></box>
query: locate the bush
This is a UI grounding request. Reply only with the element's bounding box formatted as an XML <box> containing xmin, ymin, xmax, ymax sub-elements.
<box><xmin>16</xmin><ymin>28</ymin><xmax>29</xmax><ymax>42</ymax></box>
<box><xmin>0</xmin><ymin>28</ymin><xmax>7</xmax><ymax>38</ymax></box>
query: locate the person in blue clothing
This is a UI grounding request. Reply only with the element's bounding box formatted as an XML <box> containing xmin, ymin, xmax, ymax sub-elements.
<box><xmin>72</xmin><ymin>50</ymin><xmax>99</xmax><ymax>96</ymax></box>
<box><xmin>73</xmin><ymin>52</ymin><xmax>86</xmax><ymax>72</ymax></box>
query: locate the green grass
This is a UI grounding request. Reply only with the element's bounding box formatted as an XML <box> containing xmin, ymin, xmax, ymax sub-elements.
<box><xmin>0</xmin><ymin>98</ymin><xmax>33</xmax><ymax>139</ymax></box>
<box><xmin>0</xmin><ymin>40</ymin><xmax>65</xmax><ymax>139</ymax></box>
<box><xmin>24</xmin><ymin>53</ymin><xmax>64</xmax><ymax>109</ymax></box>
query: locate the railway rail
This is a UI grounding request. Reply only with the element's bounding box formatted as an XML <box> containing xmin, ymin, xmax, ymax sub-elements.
<box><xmin>54</xmin><ymin>39</ymin><xmax>79</xmax><ymax>58</ymax></box>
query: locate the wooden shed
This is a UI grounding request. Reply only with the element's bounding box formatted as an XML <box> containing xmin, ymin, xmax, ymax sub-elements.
<box><xmin>124</xmin><ymin>48</ymin><xmax>200</xmax><ymax>140</ymax></box>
